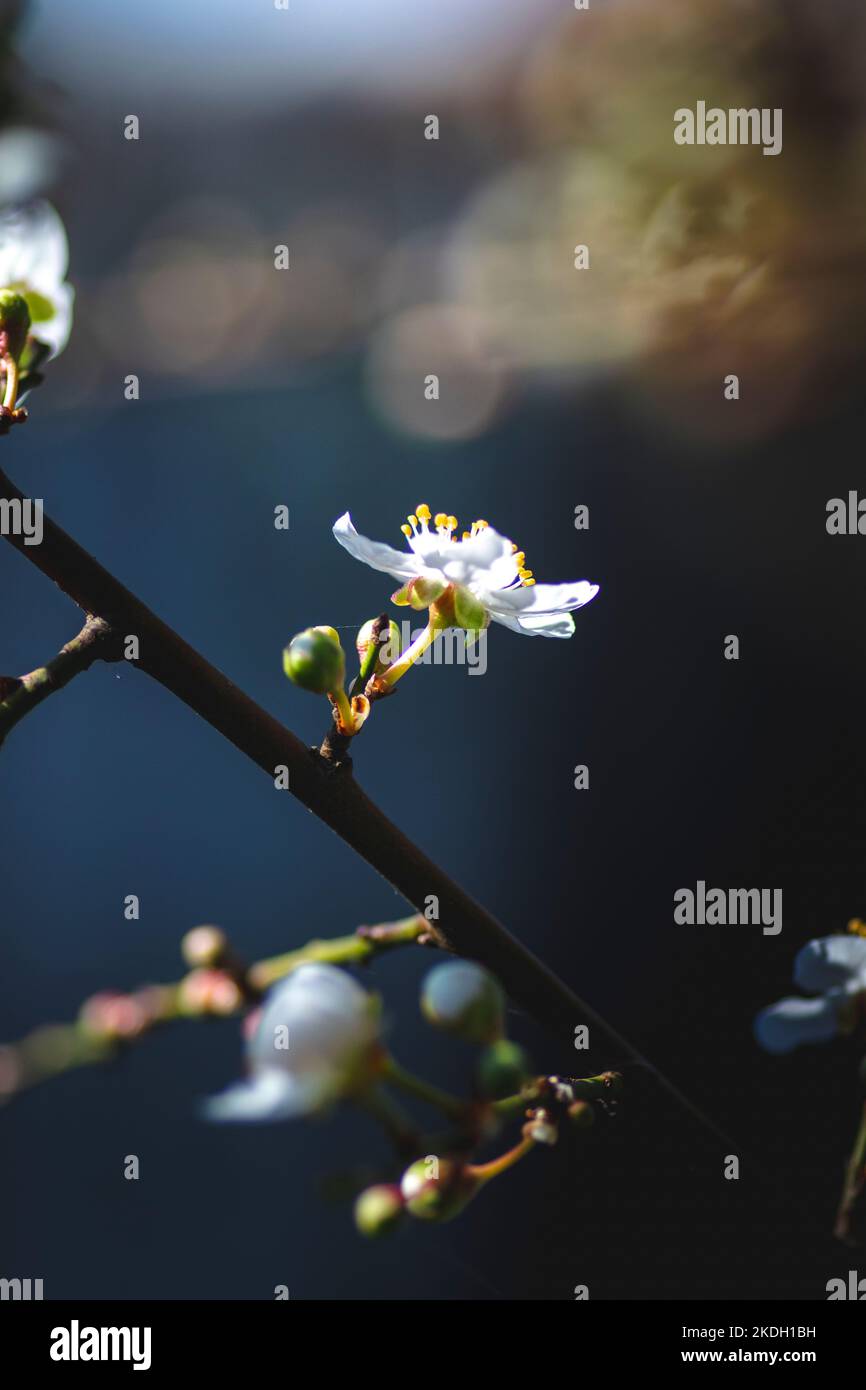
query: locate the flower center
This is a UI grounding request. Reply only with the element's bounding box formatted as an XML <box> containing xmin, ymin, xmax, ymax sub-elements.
<box><xmin>400</xmin><ymin>503</ymin><xmax>536</xmax><ymax>587</ymax></box>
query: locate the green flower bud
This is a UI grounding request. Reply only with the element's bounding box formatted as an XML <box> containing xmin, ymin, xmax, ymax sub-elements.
<box><xmin>356</xmin><ymin>618</ymin><xmax>403</xmax><ymax>673</ymax></box>
<box><xmin>420</xmin><ymin>960</ymin><xmax>504</xmax><ymax>1044</ymax></box>
<box><xmin>0</xmin><ymin>289</ymin><xmax>31</xmax><ymax>363</ymax></box>
<box><xmin>476</xmin><ymin>1039</ymin><xmax>531</xmax><ymax>1100</ymax></box>
<box><xmin>400</xmin><ymin>1157</ymin><xmax>479</xmax><ymax>1222</ymax></box>
<box><xmin>354</xmin><ymin>1183</ymin><xmax>404</xmax><ymax>1237</ymax></box>
<box><xmin>283</xmin><ymin>626</ymin><xmax>345</xmax><ymax>694</ymax></box>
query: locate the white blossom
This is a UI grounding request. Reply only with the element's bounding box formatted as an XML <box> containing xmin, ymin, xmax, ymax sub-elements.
<box><xmin>0</xmin><ymin>201</ymin><xmax>74</xmax><ymax>358</ymax></box>
<box><xmin>333</xmin><ymin>505</ymin><xmax>599</xmax><ymax>638</ymax></box>
<box><xmin>754</xmin><ymin>934</ymin><xmax>866</xmax><ymax>1054</ymax></box>
<box><xmin>205</xmin><ymin>964</ymin><xmax>380</xmax><ymax>1122</ymax></box>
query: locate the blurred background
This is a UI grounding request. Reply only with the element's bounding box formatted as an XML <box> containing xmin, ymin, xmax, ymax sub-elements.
<box><xmin>2</xmin><ymin>0</ymin><xmax>866</xmax><ymax>1299</ymax></box>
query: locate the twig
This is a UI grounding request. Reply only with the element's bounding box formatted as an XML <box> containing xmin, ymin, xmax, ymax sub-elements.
<box><xmin>0</xmin><ymin>615</ymin><xmax>122</xmax><ymax>747</ymax></box>
<box><xmin>0</xmin><ymin>914</ymin><xmax>428</xmax><ymax>1099</ymax></box>
<box><xmin>834</xmin><ymin>1100</ymin><xmax>866</xmax><ymax>1244</ymax></box>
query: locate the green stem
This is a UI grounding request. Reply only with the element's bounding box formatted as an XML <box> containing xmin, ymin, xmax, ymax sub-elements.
<box><xmin>383</xmin><ymin>1056</ymin><xmax>468</xmax><ymax>1121</ymax></box>
<box><xmin>378</xmin><ymin>621</ymin><xmax>440</xmax><ymax>688</ymax></box>
<box><xmin>249</xmin><ymin>914</ymin><xmax>426</xmax><ymax>990</ymax></box>
<box><xmin>2</xmin><ymin>355</ymin><xmax>19</xmax><ymax>411</ymax></box>
<box><xmin>330</xmin><ymin>685</ymin><xmax>356</xmax><ymax>733</ymax></box>
<box><xmin>356</xmin><ymin>1085</ymin><xmax>419</xmax><ymax>1156</ymax></box>
<box><xmin>834</xmin><ymin>1100</ymin><xmax>866</xmax><ymax>1243</ymax></box>
<box><xmin>468</xmin><ymin>1135</ymin><xmax>535</xmax><ymax>1183</ymax></box>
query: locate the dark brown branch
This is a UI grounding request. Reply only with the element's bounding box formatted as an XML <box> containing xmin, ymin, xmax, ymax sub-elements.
<box><xmin>0</xmin><ymin>614</ymin><xmax>123</xmax><ymax>747</ymax></box>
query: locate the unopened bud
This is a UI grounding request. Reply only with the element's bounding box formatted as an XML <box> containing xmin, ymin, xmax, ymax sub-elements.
<box><xmin>177</xmin><ymin>968</ymin><xmax>242</xmax><ymax>1017</ymax></box>
<box><xmin>283</xmin><ymin>626</ymin><xmax>345</xmax><ymax>694</ymax></box>
<box><xmin>181</xmin><ymin>924</ymin><xmax>228</xmax><ymax>969</ymax></box>
<box><xmin>476</xmin><ymin>1039</ymin><xmax>530</xmax><ymax>1100</ymax></box>
<box><xmin>420</xmin><ymin>960</ymin><xmax>504</xmax><ymax>1045</ymax></box>
<box><xmin>79</xmin><ymin>992</ymin><xmax>150</xmax><ymax>1042</ymax></box>
<box><xmin>356</xmin><ymin>618</ymin><xmax>402</xmax><ymax>673</ymax></box>
<box><xmin>400</xmin><ymin>1157</ymin><xmax>479</xmax><ymax>1222</ymax></box>
<box><xmin>354</xmin><ymin>1183</ymin><xmax>404</xmax><ymax>1237</ymax></box>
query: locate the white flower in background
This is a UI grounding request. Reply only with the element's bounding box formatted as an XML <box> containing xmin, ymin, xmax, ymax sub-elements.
<box><xmin>0</xmin><ymin>129</ymin><xmax>61</xmax><ymax>205</ymax></box>
<box><xmin>754</xmin><ymin>933</ymin><xmax>866</xmax><ymax>1055</ymax></box>
<box><xmin>205</xmin><ymin>964</ymin><xmax>381</xmax><ymax>1122</ymax></box>
<box><xmin>0</xmin><ymin>201</ymin><xmax>74</xmax><ymax>359</ymax></box>
<box><xmin>333</xmin><ymin>505</ymin><xmax>599</xmax><ymax>639</ymax></box>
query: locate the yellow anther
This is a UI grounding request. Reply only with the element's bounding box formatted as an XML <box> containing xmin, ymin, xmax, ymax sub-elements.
<box><xmin>434</xmin><ymin>512</ymin><xmax>448</xmax><ymax>528</ymax></box>
<box><xmin>462</xmin><ymin>531</ymin><xmax>471</xmax><ymax>541</ymax></box>
<box><xmin>416</xmin><ymin>503</ymin><xmax>431</xmax><ymax>522</ymax></box>
<box><xmin>848</xmin><ymin>918</ymin><xmax>866</xmax><ymax>938</ymax></box>
<box><xmin>447</xmin><ymin>515</ymin><xmax>458</xmax><ymax>531</ymax></box>
<box><xmin>475</xmin><ymin>519</ymin><xmax>488</xmax><ymax>529</ymax></box>
<box><xmin>522</xmin><ymin>577</ymin><xmax>536</xmax><ymax>586</ymax></box>
<box><xmin>408</xmin><ymin>513</ymin><xmax>418</xmax><ymax>527</ymax></box>
<box><xmin>518</xmin><ymin>568</ymin><xmax>533</xmax><ymax>580</ymax></box>
<box><xmin>513</xmin><ymin>552</ymin><xmax>525</xmax><ymax>568</ymax></box>
<box><xmin>401</xmin><ymin>524</ymin><xmax>412</xmax><ymax>538</ymax></box>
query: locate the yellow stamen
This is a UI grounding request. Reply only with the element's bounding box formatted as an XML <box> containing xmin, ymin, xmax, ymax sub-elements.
<box><xmin>434</xmin><ymin>512</ymin><xmax>448</xmax><ymax>528</ymax></box>
<box><xmin>522</xmin><ymin>577</ymin><xmax>536</xmax><ymax>586</ymax></box>
<box><xmin>401</xmin><ymin>524</ymin><xmax>412</xmax><ymax>538</ymax></box>
<box><xmin>416</xmin><ymin>503</ymin><xmax>431</xmax><ymax>522</ymax></box>
<box><xmin>848</xmin><ymin>918</ymin><xmax>866</xmax><ymax>938</ymax></box>
<box><xmin>447</xmin><ymin>515</ymin><xmax>458</xmax><ymax>531</ymax></box>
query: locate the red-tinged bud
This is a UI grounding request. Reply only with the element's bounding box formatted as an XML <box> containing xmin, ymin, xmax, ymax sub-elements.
<box><xmin>181</xmin><ymin>924</ymin><xmax>229</xmax><ymax>969</ymax></box>
<box><xmin>177</xmin><ymin>969</ymin><xmax>243</xmax><ymax>1017</ymax></box>
<box><xmin>79</xmin><ymin>992</ymin><xmax>150</xmax><ymax>1042</ymax></box>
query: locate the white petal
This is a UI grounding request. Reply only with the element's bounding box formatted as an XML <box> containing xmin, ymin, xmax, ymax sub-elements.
<box><xmin>490</xmin><ymin>607</ymin><xmax>576</xmax><ymax>638</ymax></box>
<box><xmin>332</xmin><ymin>513</ymin><xmax>422</xmax><ymax>583</ymax></box>
<box><xmin>753</xmin><ymin>994</ymin><xmax>843</xmax><ymax>1054</ymax></box>
<box><xmin>412</xmin><ymin>527</ymin><xmax>514</xmax><ymax>584</ymax></box>
<box><xmin>793</xmin><ymin>935</ymin><xmax>866</xmax><ymax>993</ymax></box>
<box><xmin>29</xmin><ymin>280</ymin><xmax>74</xmax><ymax>358</ymax></box>
<box><xmin>250</xmin><ymin>963</ymin><xmax>378</xmax><ymax>1075</ymax></box>
<box><xmin>488</xmin><ymin>581</ymin><xmax>600</xmax><ymax>617</ymax></box>
<box><xmin>0</xmin><ymin>201</ymin><xmax>68</xmax><ymax>295</ymax></box>
<box><xmin>203</xmin><ymin>1069</ymin><xmax>315</xmax><ymax>1123</ymax></box>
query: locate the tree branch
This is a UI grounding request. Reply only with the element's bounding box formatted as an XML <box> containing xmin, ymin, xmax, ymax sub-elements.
<box><xmin>0</xmin><ymin>614</ymin><xmax>123</xmax><ymax>747</ymax></box>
